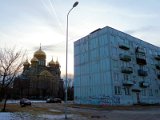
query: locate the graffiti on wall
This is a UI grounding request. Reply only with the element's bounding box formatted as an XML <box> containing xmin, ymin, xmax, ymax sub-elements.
<box><xmin>75</xmin><ymin>95</ymin><xmax>120</xmax><ymax>105</ymax></box>
<box><xmin>88</xmin><ymin>95</ymin><xmax>120</xmax><ymax>105</ymax></box>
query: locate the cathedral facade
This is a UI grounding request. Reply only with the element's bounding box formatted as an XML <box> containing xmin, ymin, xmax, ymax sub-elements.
<box><xmin>14</xmin><ymin>46</ymin><xmax>64</xmax><ymax>99</ymax></box>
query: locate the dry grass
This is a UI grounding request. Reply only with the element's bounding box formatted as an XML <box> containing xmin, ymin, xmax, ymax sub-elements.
<box><xmin>0</xmin><ymin>103</ymin><xmax>63</xmax><ymax>115</ymax></box>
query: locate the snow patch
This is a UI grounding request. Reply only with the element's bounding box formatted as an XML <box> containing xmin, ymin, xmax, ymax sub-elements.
<box><xmin>6</xmin><ymin>100</ymin><xmax>46</xmax><ymax>104</ymax></box>
<box><xmin>0</xmin><ymin>112</ymin><xmax>86</xmax><ymax>120</ymax></box>
<box><xmin>40</xmin><ymin>114</ymin><xmax>74</xmax><ymax>119</ymax></box>
<box><xmin>0</xmin><ymin>112</ymin><xmax>13</xmax><ymax>120</ymax></box>
<box><xmin>49</xmin><ymin>109</ymin><xmax>61</xmax><ymax>112</ymax></box>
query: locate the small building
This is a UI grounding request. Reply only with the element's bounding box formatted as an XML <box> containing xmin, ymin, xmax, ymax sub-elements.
<box><xmin>74</xmin><ymin>26</ymin><xmax>160</xmax><ymax>105</ymax></box>
<box><xmin>13</xmin><ymin>46</ymin><xmax>64</xmax><ymax>99</ymax></box>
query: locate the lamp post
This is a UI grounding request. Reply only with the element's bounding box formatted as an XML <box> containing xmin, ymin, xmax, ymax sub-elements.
<box><xmin>65</xmin><ymin>1</ymin><xmax>79</xmax><ymax>119</ymax></box>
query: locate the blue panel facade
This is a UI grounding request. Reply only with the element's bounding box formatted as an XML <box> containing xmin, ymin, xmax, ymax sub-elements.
<box><xmin>74</xmin><ymin>26</ymin><xmax>160</xmax><ymax>105</ymax></box>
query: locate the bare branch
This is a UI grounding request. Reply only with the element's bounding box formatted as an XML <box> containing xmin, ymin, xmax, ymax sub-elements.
<box><xmin>0</xmin><ymin>47</ymin><xmax>25</xmax><ymax>88</ymax></box>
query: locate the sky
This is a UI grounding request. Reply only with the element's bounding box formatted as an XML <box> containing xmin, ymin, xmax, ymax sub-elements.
<box><xmin>0</xmin><ymin>0</ymin><xmax>160</xmax><ymax>76</ymax></box>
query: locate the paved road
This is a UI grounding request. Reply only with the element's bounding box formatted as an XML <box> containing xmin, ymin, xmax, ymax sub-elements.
<box><xmin>33</xmin><ymin>103</ymin><xmax>160</xmax><ymax>120</ymax></box>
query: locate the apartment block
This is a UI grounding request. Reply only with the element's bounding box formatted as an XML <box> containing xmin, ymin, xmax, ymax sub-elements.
<box><xmin>74</xmin><ymin>26</ymin><xmax>160</xmax><ymax>105</ymax></box>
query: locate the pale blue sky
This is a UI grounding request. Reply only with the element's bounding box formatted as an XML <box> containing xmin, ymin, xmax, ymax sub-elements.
<box><xmin>0</xmin><ymin>0</ymin><xmax>160</xmax><ymax>75</ymax></box>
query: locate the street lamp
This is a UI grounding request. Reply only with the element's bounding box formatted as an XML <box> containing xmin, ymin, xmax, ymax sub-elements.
<box><xmin>65</xmin><ymin>1</ymin><xmax>79</xmax><ymax>119</ymax></box>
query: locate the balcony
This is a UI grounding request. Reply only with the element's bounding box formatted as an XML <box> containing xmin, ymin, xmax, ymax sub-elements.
<box><xmin>119</xmin><ymin>54</ymin><xmax>131</xmax><ymax>62</ymax></box>
<box><xmin>138</xmin><ymin>69</ymin><xmax>148</xmax><ymax>76</ymax></box>
<box><xmin>155</xmin><ymin>64</ymin><xmax>160</xmax><ymax>70</ymax></box>
<box><xmin>136</xmin><ymin>58</ymin><xmax>147</xmax><ymax>65</ymax></box>
<box><xmin>123</xmin><ymin>80</ymin><xmax>134</xmax><ymax>86</ymax></box>
<box><xmin>155</xmin><ymin>55</ymin><xmax>160</xmax><ymax>61</ymax></box>
<box><xmin>132</xmin><ymin>85</ymin><xmax>141</xmax><ymax>92</ymax></box>
<box><xmin>119</xmin><ymin>44</ymin><xmax>130</xmax><ymax>50</ymax></box>
<box><xmin>136</xmin><ymin>54</ymin><xmax>147</xmax><ymax>65</ymax></box>
<box><xmin>140</xmin><ymin>81</ymin><xmax>149</xmax><ymax>88</ymax></box>
<box><xmin>135</xmin><ymin>47</ymin><xmax>147</xmax><ymax>65</ymax></box>
<box><xmin>121</xmin><ymin>67</ymin><xmax>133</xmax><ymax>74</ymax></box>
<box><xmin>135</xmin><ymin>47</ymin><xmax>145</xmax><ymax>55</ymax></box>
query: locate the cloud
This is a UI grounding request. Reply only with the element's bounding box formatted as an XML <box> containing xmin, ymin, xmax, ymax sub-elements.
<box><xmin>32</xmin><ymin>43</ymin><xmax>65</xmax><ymax>53</ymax></box>
<box><xmin>124</xmin><ymin>26</ymin><xmax>160</xmax><ymax>35</ymax></box>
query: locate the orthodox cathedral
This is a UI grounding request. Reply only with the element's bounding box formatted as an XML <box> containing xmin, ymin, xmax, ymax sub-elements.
<box><xmin>13</xmin><ymin>46</ymin><xmax>63</xmax><ymax>99</ymax></box>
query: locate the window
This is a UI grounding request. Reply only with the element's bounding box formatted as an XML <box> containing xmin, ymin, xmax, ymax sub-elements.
<box><xmin>149</xmin><ymin>49</ymin><xmax>152</xmax><ymax>55</ymax></box>
<box><xmin>113</xmin><ymin>72</ymin><xmax>118</xmax><ymax>81</ymax></box>
<box><xmin>150</xmin><ymin>59</ymin><xmax>154</xmax><ymax>65</ymax></box>
<box><xmin>130</xmin><ymin>41</ymin><xmax>133</xmax><ymax>48</ymax></box>
<box><xmin>124</xmin><ymin>87</ymin><xmax>130</xmax><ymax>95</ymax></box>
<box><xmin>124</xmin><ymin>74</ymin><xmax>129</xmax><ymax>81</ymax></box>
<box><xmin>152</xmin><ymin>50</ymin><xmax>156</xmax><ymax>56</ymax></box>
<box><xmin>155</xmin><ymin>89</ymin><xmax>158</xmax><ymax>96</ymax></box>
<box><xmin>99</xmin><ymin>34</ymin><xmax>108</xmax><ymax>46</ymax></box>
<box><xmin>143</xmin><ymin>47</ymin><xmax>146</xmax><ymax>53</ymax></box>
<box><xmin>114</xmin><ymin>86</ymin><xmax>121</xmax><ymax>95</ymax></box>
<box><xmin>112</xmin><ymin>59</ymin><xmax>118</xmax><ymax>68</ymax></box>
<box><xmin>124</xmin><ymin>39</ymin><xmax>129</xmax><ymax>45</ymax></box>
<box><xmin>141</xmin><ymin>89</ymin><xmax>146</xmax><ymax>96</ymax></box>
<box><xmin>121</xmin><ymin>61</ymin><xmax>131</xmax><ymax>67</ymax></box>
<box><xmin>110</xmin><ymin>35</ymin><xmax>115</xmax><ymax>43</ymax></box>
<box><xmin>112</xmin><ymin>47</ymin><xmax>118</xmax><ymax>57</ymax></box>
<box><xmin>149</xmin><ymin>89</ymin><xmax>153</xmax><ymax>96</ymax></box>
<box><xmin>110</xmin><ymin>35</ymin><xmax>117</xmax><ymax>46</ymax></box>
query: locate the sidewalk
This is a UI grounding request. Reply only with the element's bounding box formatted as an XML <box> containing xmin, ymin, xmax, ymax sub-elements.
<box><xmin>0</xmin><ymin>112</ymin><xmax>88</xmax><ymax>120</ymax></box>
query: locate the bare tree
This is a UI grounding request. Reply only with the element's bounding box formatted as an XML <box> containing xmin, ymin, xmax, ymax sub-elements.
<box><xmin>0</xmin><ymin>47</ymin><xmax>25</xmax><ymax>111</ymax></box>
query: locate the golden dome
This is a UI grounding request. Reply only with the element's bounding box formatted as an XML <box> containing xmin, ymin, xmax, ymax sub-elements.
<box><xmin>34</xmin><ymin>46</ymin><xmax>46</xmax><ymax>59</ymax></box>
<box><xmin>23</xmin><ymin>59</ymin><xmax>30</xmax><ymax>66</ymax></box>
<box><xmin>31</xmin><ymin>57</ymin><xmax>38</xmax><ymax>63</ymax></box>
<box><xmin>48</xmin><ymin>58</ymin><xmax>55</xmax><ymax>67</ymax></box>
<box><xmin>56</xmin><ymin>61</ymin><xmax>59</xmax><ymax>65</ymax></box>
<box><xmin>55</xmin><ymin>60</ymin><xmax>60</xmax><ymax>67</ymax></box>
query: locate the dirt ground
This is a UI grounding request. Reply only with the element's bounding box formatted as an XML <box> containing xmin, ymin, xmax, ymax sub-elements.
<box><xmin>34</xmin><ymin>103</ymin><xmax>160</xmax><ymax>120</ymax></box>
<box><xmin>1</xmin><ymin>102</ymin><xmax>160</xmax><ymax>120</ymax></box>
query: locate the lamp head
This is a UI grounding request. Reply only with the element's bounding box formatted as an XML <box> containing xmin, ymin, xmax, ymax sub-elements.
<box><xmin>73</xmin><ymin>1</ymin><xmax>79</xmax><ymax>8</ymax></box>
